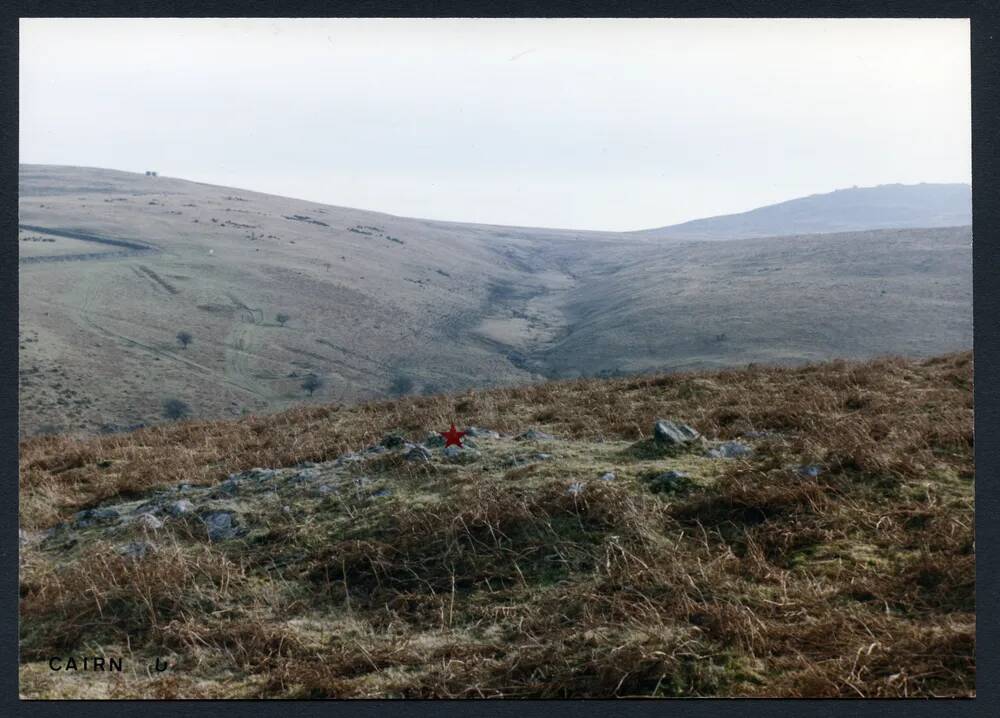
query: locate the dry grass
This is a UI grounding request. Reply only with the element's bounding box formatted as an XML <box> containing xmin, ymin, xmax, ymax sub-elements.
<box><xmin>19</xmin><ymin>351</ymin><xmax>974</xmax><ymax>698</ymax></box>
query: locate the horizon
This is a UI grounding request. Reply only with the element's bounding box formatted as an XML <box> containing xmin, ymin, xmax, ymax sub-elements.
<box><xmin>20</xmin><ymin>18</ymin><xmax>970</xmax><ymax>231</ymax></box>
<box><xmin>19</xmin><ymin>161</ymin><xmax>972</xmax><ymax>233</ymax></box>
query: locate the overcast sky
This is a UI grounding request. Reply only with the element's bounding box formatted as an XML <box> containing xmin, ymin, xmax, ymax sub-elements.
<box><xmin>20</xmin><ymin>18</ymin><xmax>970</xmax><ymax>231</ymax></box>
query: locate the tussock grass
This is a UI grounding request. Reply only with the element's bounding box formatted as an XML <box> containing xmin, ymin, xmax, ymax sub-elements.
<box><xmin>19</xmin><ymin>352</ymin><xmax>974</xmax><ymax>697</ymax></box>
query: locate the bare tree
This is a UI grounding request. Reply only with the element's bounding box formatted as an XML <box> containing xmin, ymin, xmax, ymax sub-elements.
<box><xmin>176</xmin><ymin>331</ymin><xmax>193</xmax><ymax>349</ymax></box>
<box><xmin>301</xmin><ymin>374</ymin><xmax>323</xmax><ymax>396</ymax></box>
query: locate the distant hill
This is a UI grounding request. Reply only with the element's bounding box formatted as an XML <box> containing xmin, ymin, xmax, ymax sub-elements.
<box><xmin>636</xmin><ymin>183</ymin><xmax>971</xmax><ymax>240</ymax></box>
<box><xmin>18</xmin><ymin>165</ymin><xmax>972</xmax><ymax>436</ymax></box>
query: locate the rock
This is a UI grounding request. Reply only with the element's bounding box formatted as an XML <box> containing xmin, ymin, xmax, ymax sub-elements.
<box><xmin>705</xmin><ymin>442</ymin><xmax>753</xmax><ymax>459</ymax></box>
<box><xmin>216</xmin><ymin>478</ymin><xmax>241</xmax><ymax>496</ymax></box>
<box><xmin>533</xmin><ymin>452</ymin><xmax>553</xmax><ymax>461</ymax></box>
<box><xmin>443</xmin><ymin>445</ymin><xmax>481</xmax><ymax>464</ymax></box>
<box><xmin>73</xmin><ymin>507</ymin><xmax>121</xmax><ymax>528</ymax></box>
<box><xmin>404</xmin><ymin>445</ymin><xmax>433</xmax><ymax>462</ymax></box>
<box><xmin>424</xmin><ymin>432</ymin><xmax>446</xmax><ymax>448</ymax></box>
<box><xmin>296</xmin><ymin>461</ymin><xmax>317</xmax><ymax>469</ymax></box>
<box><xmin>118</xmin><ymin>541</ymin><xmax>155</xmax><ymax>559</ymax></box>
<box><xmin>465</xmin><ymin>426</ymin><xmax>500</xmax><ymax>439</ymax></box>
<box><xmin>202</xmin><ymin>511</ymin><xmax>240</xmax><ymax>542</ymax></box>
<box><xmin>132</xmin><ymin>501</ymin><xmax>161</xmax><ymax>516</ymax></box>
<box><xmin>244</xmin><ymin>468</ymin><xmax>278</xmax><ymax>482</ymax></box>
<box><xmin>653</xmin><ymin>420</ymin><xmax>701</xmax><ymax>446</ymax></box>
<box><xmin>515</xmin><ymin>429</ymin><xmax>555</xmax><ymax>442</ymax></box>
<box><xmin>646</xmin><ymin>470</ymin><xmax>692</xmax><ymax>494</ymax></box>
<box><xmin>372</xmin><ymin>488</ymin><xmax>392</xmax><ymax>498</ymax></box>
<box><xmin>365</xmin><ymin>444</ymin><xmax>387</xmax><ymax>454</ymax></box>
<box><xmin>135</xmin><ymin>513</ymin><xmax>163</xmax><ymax>530</ymax></box>
<box><xmin>165</xmin><ymin>499</ymin><xmax>195</xmax><ymax>517</ymax></box>
<box><xmin>798</xmin><ymin>464</ymin><xmax>822</xmax><ymax>478</ymax></box>
<box><xmin>19</xmin><ymin>529</ymin><xmax>30</xmax><ymax>546</ymax></box>
<box><xmin>567</xmin><ymin>481</ymin><xmax>585</xmax><ymax>496</ymax></box>
<box><xmin>177</xmin><ymin>483</ymin><xmax>195</xmax><ymax>493</ymax></box>
<box><xmin>381</xmin><ymin>434</ymin><xmax>406</xmax><ymax>449</ymax></box>
<box><xmin>599</xmin><ymin>472</ymin><xmax>616</xmax><ymax>481</ymax></box>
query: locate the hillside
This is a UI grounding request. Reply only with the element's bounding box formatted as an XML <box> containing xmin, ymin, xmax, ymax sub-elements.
<box><xmin>18</xmin><ymin>352</ymin><xmax>975</xmax><ymax>698</ymax></box>
<box><xmin>636</xmin><ymin>183</ymin><xmax>971</xmax><ymax>240</ymax></box>
<box><xmin>18</xmin><ymin>166</ymin><xmax>972</xmax><ymax>437</ymax></box>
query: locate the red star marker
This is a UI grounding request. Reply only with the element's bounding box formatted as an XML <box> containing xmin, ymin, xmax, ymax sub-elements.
<box><xmin>440</xmin><ymin>423</ymin><xmax>466</xmax><ymax>448</ymax></box>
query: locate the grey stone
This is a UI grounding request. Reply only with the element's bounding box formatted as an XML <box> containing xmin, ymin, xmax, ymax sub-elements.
<box><xmin>465</xmin><ymin>426</ymin><xmax>500</xmax><ymax>439</ymax></box>
<box><xmin>653</xmin><ymin>420</ymin><xmax>702</xmax><ymax>446</ymax></box>
<box><xmin>404</xmin><ymin>444</ymin><xmax>433</xmax><ymax>462</ymax></box>
<box><xmin>599</xmin><ymin>472</ymin><xmax>616</xmax><ymax>481</ymax></box>
<box><xmin>19</xmin><ymin>529</ymin><xmax>30</xmax><ymax>546</ymax></box>
<box><xmin>567</xmin><ymin>481</ymin><xmax>585</xmax><ymax>496</ymax></box>
<box><xmin>118</xmin><ymin>541</ymin><xmax>155</xmax><ymax>559</ymax></box>
<box><xmin>705</xmin><ymin>442</ymin><xmax>753</xmax><ymax>459</ymax></box>
<box><xmin>372</xmin><ymin>488</ymin><xmax>392</xmax><ymax>498</ymax></box>
<box><xmin>73</xmin><ymin>507</ymin><xmax>121</xmax><ymax>528</ymax></box>
<box><xmin>135</xmin><ymin>513</ymin><xmax>163</xmax><ymax>530</ymax></box>
<box><xmin>533</xmin><ymin>452</ymin><xmax>553</xmax><ymax>461</ymax></box>
<box><xmin>165</xmin><ymin>499</ymin><xmax>195</xmax><ymax>516</ymax></box>
<box><xmin>216</xmin><ymin>478</ymin><xmax>241</xmax><ymax>496</ymax></box>
<box><xmin>381</xmin><ymin>434</ymin><xmax>406</xmax><ymax>449</ymax></box>
<box><xmin>798</xmin><ymin>464</ymin><xmax>822</xmax><ymax>478</ymax></box>
<box><xmin>646</xmin><ymin>470</ymin><xmax>692</xmax><ymax>494</ymax></box>
<box><xmin>443</xmin><ymin>445</ymin><xmax>462</xmax><ymax>459</ymax></box>
<box><xmin>365</xmin><ymin>444</ymin><xmax>387</xmax><ymax>454</ymax></box>
<box><xmin>202</xmin><ymin>511</ymin><xmax>240</xmax><ymax>542</ymax></box>
<box><xmin>424</xmin><ymin>432</ymin><xmax>446</xmax><ymax>448</ymax></box>
<box><xmin>515</xmin><ymin>429</ymin><xmax>555</xmax><ymax>442</ymax></box>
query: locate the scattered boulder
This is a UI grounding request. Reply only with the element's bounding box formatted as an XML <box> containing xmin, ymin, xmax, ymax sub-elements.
<box><xmin>118</xmin><ymin>541</ymin><xmax>155</xmax><ymax>559</ymax></box>
<box><xmin>465</xmin><ymin>426</ymin><xmax>500</xmax><ymax>439</ymax></box>
<box><xmin>166</xmin><ymin>499</ymin><xmax>195</xmax><ymax>517</ymax></box>
<box><xmin>798</xmin><ymin>464</ymin><xmax>822</xmax><ymax>478</ymax></box>
<box><xmin>533</xmin><ymin>453</ymin><xmax>553</xmax><ymax>461</ymax></box>
<box><xmin>404</xmin><ymin>445</ymin><xmax>433</xmax><ymax>462</ymax></box>
<box><xmin>135</xmin><ymin>513</ymin><xmax>163</xmax><ymax>530</ymax></box>
<box><xmin>73</xmin><ymin>507</ymin><xmax>121</xmax><ymax>528</ymax></box>
<box><xmin>424</xmin><ymin>432</ymin><xmax>446</xmax><ymax>448</ymax></box>
<box><xmin>202</xmin><ymin>511</ymin><xmax>241</xmax><ymax>542</ymax></box>
<box><xmin>645</xmin><ymin>470</ymin><xmax>693</xmax><ymax>495</ymax></box>
<box><xmin>653</xmin><ymin>420</ymin><xmax>701</xmax><ymax>446</ymax></box>
<box><xmin>381</xmin><ymin>434</ymin><xmax>406</xmax><ymax>449</ymax></box>
<box><xmin>705</xmin><ymin>442</ymin><xmax>753</xmax><ymax>459</ymax></box>
<box><xmin>599</xmin><ymin>472</ymin><xmax>616</xmax><ymax>481</ymax></box>
<box><xmin>515</xmin><ymin>429</ymin><xmax>555</xmax><ymax>442</ymax></box>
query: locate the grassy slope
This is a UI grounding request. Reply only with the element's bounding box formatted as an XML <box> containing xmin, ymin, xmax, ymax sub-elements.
<box><xmin>19</xmin><ymin>352</ymin><xmax>974</xmax><ymax>698</ymax></box>
<box><xmin>19</xmin><ymin>166</ymin><xmax>972</xmax><ymax>437</ymax></box>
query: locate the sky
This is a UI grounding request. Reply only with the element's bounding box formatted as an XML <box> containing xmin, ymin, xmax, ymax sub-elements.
<box><xmin>20</xmin><ymin>18</ymin><xmax>970</xmax><ymax>231</ymax></box>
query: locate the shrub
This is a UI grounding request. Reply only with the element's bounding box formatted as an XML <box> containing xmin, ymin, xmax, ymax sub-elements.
<box><xmin>162</xmin><ymin>398</ymin><xmax>191</xmax><ymax>421</ymax></box>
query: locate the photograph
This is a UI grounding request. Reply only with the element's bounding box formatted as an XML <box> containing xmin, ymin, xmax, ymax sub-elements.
<box><xmin>17</xmin><ymin>17</ymin><xmax>974</xmax><ymax>698</ymax></box>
